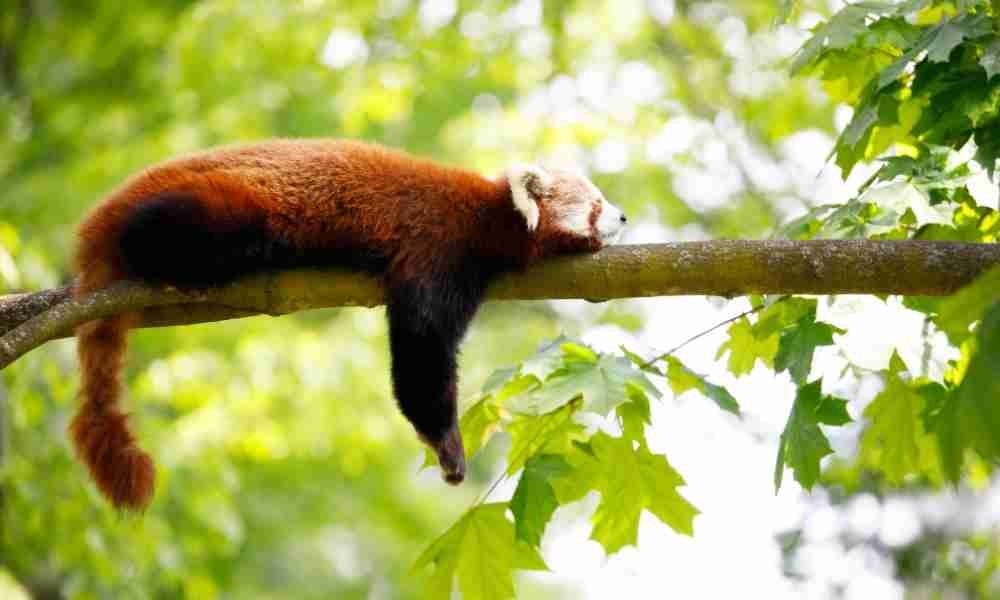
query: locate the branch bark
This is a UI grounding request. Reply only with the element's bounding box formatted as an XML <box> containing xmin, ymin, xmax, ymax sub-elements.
<box><xmin>1</xmin><ymin>240</ymin><xmax>998</xmax><ymax>369</ymax></box>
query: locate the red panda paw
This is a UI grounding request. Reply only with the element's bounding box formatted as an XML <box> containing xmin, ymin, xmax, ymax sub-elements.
<box><xmin>421</xmin><ymin>424</ymin><xmax>466</xmax><ymax>485</ymax></box>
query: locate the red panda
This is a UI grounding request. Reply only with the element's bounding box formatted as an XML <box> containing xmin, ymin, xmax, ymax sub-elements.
<box><xmin>72</xmin><ymin>139</ymin><xmax>626</xmax><ymax>510</ymax></box>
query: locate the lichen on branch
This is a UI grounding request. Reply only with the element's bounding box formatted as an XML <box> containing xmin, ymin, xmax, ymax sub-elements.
<box><xmin>1</xmin><ymin>240</ymin><xmax>998</xmax><ymax>369</ymax></box>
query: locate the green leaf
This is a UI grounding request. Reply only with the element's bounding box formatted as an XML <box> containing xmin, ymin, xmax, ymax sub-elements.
<box><xmin>776</xmin><ymin>0</ymin><xmax>797</xmax><ymax>25</ymax></box>
<box><xmin>510</xmin><ymin>454</ymin><xmax>572</xmax><ymax>547</ymax></box>
<box><xmin>493</xmin><ymin>374</ymin><xmax>541</xmax><ymax>403</ymax></box>
<box><xmin>791</xmin><ymin>4</ymin><xmax>886</xmax><ymax>73</ymax></box>
<box><xmin>755</xmin><ymin>297</ymin><xmax>816</xmax><ymax>338</ymax></box>
<box><xmin>841</xmin><ymin>94</ymin><xmax>882</xmax><ymax>147</ymax></box>
<box><xmin>414</xmin><ymin>503</ymin><xmax>547</xmax><ymax>600</ymax></box>
<box><xmin>934</xmin><ymin>301</ymin><xmax>1000</xmax><ymax>483</ymax></box>
<box><xmin>516</xmin><ymin>353</ymin><xmax>659</xmax><ymax>416</ymax></box>
<box><xmin>621</xmin><ymin>346</ymin><xmax>662</xmax><ymax>374</ymax></box>
<box><xmin>553</xmin><ymin>433</ymin><xmax>698</xmax><ymax>554</ymax></box>
<box><xmin>422</xmin><ymin>395</ymin><xmax>503</xmax><ymax>470</ymax></box>
<box><xmin>775</xmin><ymin>381</ymin><xmax>842</xmax><ymax>491</ymax></box>
<box><xmin>617</xmin><ymin>382</ymin><xmax>652</xmax><ymax>442</ymax></box>
<box><xmin>506</xmin><ymin>399</ymin><xmax>585</xmax><ymax>475</ymax></box>
<box><xmin>716</xmin><ymin>317</ymin><xmax>779</xmax><ymax>376</ymax></box>
<box><xmin>925</xmin><ymin>17</ymin><xmax>983</xmax><ymax>63</ymax></box>
<box><xmin>484</xmin><ymin>367</ymin><xmax>519</xmax><ymax>393</ymax></box>
<box><xmin>561</xmin><ymin>342</ymin><xmax>598</xmax><ymax>363</ymax></box>
<box><xmin>460</xmin><ymin>395</ymin><xmax>503</xmax><ymax>460</ymax></box>
<box><xmin>815</xmin><ymin>395</ymin><xmax>852</xmax><ymax>426</ymax></box>
<box><xmin>521</xmin><ymin>336</ymin><xmax>572</xmax><ymax>382</ymax></box>
<box><xmin>664</xmin><ymin>356</ymin><xmax>740</xmax><ymax>415</ymax></box>
<box><xmin>974</xmin><ymin>121</ymin><xmax>1000</xmax><ymax>178</ymax></box>
<box><xmin>860</xmin><ymin>354</ymin><xmax>936</xmax><ymax>484</ymax></box>
<box><xmin>981</xmin><ymin>38</ymin><xmax>1000</xmax><ymax>80</ymax></box>
<box><xmin>775</xmin><ymin>316</ymin><xmax>842</xmax><ymax>384</ymax></box>
<box><xmin>864</xmin><ymin>182</ymin><xmax>956</xmax><ymax>228</ymax></box>
<box><xmin>878</xmin><ymin>15</ymin><xmax>992</xmax><ymax>90</ymax></box>
<box><xmin>936</xmin><ymin>265</ymin><xmax>1000</xmax><ymax>344</ymax></box>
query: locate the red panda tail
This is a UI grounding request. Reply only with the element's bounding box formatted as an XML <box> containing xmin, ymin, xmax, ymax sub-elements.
<box><xmin>70</xmin><ymin>313</ymin><xmax>154</xmax><ymax>510</ymax></box>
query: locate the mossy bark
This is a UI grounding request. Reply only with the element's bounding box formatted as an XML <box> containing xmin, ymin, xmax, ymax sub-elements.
<box><xmin>2</xmin><ymin>241</ymin><xmax>998</xmax><ymax>368</ymax></box>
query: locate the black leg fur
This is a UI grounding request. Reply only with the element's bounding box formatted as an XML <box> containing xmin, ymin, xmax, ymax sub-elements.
<box><xmin>386</xmin><ymin>268</ymin><xmax>489</xmax><ymax>483</ymax></box>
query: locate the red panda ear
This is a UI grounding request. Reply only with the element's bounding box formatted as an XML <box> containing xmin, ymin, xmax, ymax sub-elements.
<box><xmin>507</xmin><ymin>163</ymin><xmax>550</xmax><ymax>231</ymax></box>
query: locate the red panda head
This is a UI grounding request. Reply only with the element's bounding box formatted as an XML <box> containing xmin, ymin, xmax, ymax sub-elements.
<box><xmin>507</xmin><ymin>163</ymin><xmax>626</xmax><ymax>257</ymax></box>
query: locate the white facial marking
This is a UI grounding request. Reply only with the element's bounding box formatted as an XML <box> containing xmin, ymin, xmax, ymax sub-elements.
<box><xmin>548</xmin><ymin>171</ymin><xmax>626</xmax><ymax>244</ymax></box>
<box><xmin>596</xmin><ymin>197</ymin><xmax>626</xmax><ymax>244</ymax></box>
<box><xmin>507</xmin><ymin>163</ymin><xmax>548</xmax><ymax>231</ymax></box>
<box><xmin>555</xmin><ymin>197</ymin><xmax>594</xmax><ymax>236</ymax></box>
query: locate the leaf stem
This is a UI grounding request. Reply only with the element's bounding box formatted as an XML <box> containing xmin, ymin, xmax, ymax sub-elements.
<box><xmin>640</xmin><ymin>297</ymin><xmax>788</xmax><ymax>369</ymax></box>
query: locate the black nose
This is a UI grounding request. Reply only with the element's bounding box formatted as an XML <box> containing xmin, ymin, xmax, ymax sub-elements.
<box><xmin>620</xmin><ymin>214</ymin><xmax>627</xmax><ymax>223</ymax></box>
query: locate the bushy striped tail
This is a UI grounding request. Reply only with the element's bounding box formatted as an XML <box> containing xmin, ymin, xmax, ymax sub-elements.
<box><xmin>70</xmin><ymin>313</ymin><xmax>154</xmax><ymax>510</ymax></box>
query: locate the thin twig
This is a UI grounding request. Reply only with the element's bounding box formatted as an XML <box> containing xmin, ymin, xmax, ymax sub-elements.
<box><xmin>640</xmin><ymin>297</ymin><xmax>787</xmax><ymax>369</ymax></box>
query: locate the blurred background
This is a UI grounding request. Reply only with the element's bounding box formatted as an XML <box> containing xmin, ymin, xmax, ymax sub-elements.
<box><xmin>1</xmin><ymin>0</ymin><xmax>998</xmax><ymax>598</ymax></box>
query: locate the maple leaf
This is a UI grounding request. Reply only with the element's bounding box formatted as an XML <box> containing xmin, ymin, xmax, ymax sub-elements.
<box><xmin>775</xmin><ymin>381</ymin><xmax>850</xmax><ymax>491</ymax></box>
<box><xmin>934</xmin><ymin>301</ymin><xmax>1000</xmax><ymax>483</ymax></box>
<box><xmin>663</xmin><ymin>356</ymin><xmax>740</xmax><ymax>415</ymax></box>
<box><xmin>860</xmin><ymin>354</ymin><xmax>938</xmax><ymax>484</ymax></box>
<box><xmin>505</xmin><ymin>399</ymin><xmax>585</xmax><ymax>475</ymax></box>
<box><xmin>413</xmin><ymin>503</ymin><xmax>547</xmax><ymax>600</ymax></box>
<box><xmin>510</xmin><ymin>454</ymin><xmax>572</xmax><ymax>546</ymax></box>
<box><xmin>775</xmin><ymin>316</ymin><xmax>842</xmax><ymax>384</ymax></box>
<box><xmin>716</xmin><ymin>316</ymin><xmax>779</xmax><ymax>376</ymax></box>
<box><xmin>553</xmin><ymin>432</ymin><xmax>698</xmax><ymax>553</ymax></box>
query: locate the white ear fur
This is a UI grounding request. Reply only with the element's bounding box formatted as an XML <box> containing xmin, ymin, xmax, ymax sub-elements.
<box><xmin>506</xmin><ymin>163</ymin><xmax>549</xmax><ymax>231</ymax></box>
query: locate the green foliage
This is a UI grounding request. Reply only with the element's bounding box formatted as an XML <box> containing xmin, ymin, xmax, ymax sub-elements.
<box><xmin>775</xmin><ymin>381</ymin><xmax>851</xmax><ymax>491</ymax></box>
<box><xmin>795</xmin><ymin>1</ymin><xmax>1000</xmax><ymax>177</ymax></box>
<box><xmin>416</xmin><ymin>339</ymin><xmax>697</xmax><ymax>596</ymax></box>
<box><xmin>510</xmin><ymin>455</ymin><xmax>571</xmax><ymax>547</ymax></box>
<box><xmin>933</xmin><ymin>301</ymin><xmax>1000</xmax><ymax>482</ymax></box>
<box><xmin>659</xmin><ymin>356</ymin><xmax>741</xmax><ymax>415</ymax></box>
<box><xmin>860</xmin><ymin>354</ymin><xmax>941</xmax><ymax>485</ymax></box>
<box><xmin>413</xmin><ymin>503</ymin><xmax>547</xmax><ymax>600</ymax></box>
<box><xmin>774</xmin><ymin>312</ymin><xmax>843</xmax><ymax>384</ymax></box>
<box><xmin>554</xmin><ymin>432</ymin><xmax>697</xmax><ymax>553</ymax></box>
<box><xmin>935</xmin><ymin>265</ymin><xmax>1000</xmax><ymax>343</ymax></box>
<box><xmin>716</xmin><ymin>316</ymin><xmax>779</xmax><ymax>376</ymax></box>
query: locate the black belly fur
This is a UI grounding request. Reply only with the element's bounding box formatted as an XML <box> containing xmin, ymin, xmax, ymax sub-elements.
<box><xmin>117</xmin><ymin>193</ymin><xmax>389</xmax><ymax>287</ymax></box>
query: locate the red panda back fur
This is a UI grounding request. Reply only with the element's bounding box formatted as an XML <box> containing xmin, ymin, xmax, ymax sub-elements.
<box><xmin>73</xmin><ymin>139</ymin><xmax>599</xmax><ymax>510</ymax></box>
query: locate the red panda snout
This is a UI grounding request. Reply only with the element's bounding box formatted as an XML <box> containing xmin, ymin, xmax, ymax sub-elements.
<box><xmin>506</xmin><ymin>163</ymin><xmax>625</xmax><ymax>246</ymax></box>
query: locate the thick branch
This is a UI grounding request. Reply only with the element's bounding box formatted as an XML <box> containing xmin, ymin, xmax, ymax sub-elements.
<box><xmin>1</xmin><ymin>240</ymin><xmax>998</xmax><ymax>369</ymax></box>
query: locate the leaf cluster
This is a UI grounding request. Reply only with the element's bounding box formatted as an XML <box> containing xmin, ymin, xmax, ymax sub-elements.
<box><xmin>415</xmin><ymin>337</ymin><xmax>737</xmax><ymax>599</ymax></box>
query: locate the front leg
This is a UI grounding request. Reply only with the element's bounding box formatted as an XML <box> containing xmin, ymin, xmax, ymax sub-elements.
<box><xmin>386</xmin><ymin>274</ymin><xmax>485</xmax><ymax>484</ymax></box>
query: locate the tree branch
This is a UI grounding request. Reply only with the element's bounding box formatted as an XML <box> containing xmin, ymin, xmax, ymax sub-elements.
<box><xmin>2</xmin><ymin>240</ymin><xmax>998</xmax><ymax>369</ymax></box>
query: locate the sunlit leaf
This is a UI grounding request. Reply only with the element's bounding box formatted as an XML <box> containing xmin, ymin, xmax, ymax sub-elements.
<box><xmin>510</xmin><ymin>454</ymin><xmax>572</xmax><ymax>546</ymax></box>
<box><xmin>414</xmin><ymin>503</ymin><xmax>547</xmax><ymax>600</ymax></box>
<box><xmin>552</xmin><ymin>433</ymin><xmax>697</xmax><ymax>554</ymax></box>
<box><xmin>664</xmin><ymin>356</ymin><xmax>740</xmax><ymax>415</ymax></box>
<box><xmin>505</xmin><ymin>399</ymin><xmax>585</xmax><ymax>475</ymax></box>
<box><xmin>716</xmin><ymin>317</ymin><xmax>779</xmax><ymax>376</ymax></box>
<box><xmin>934</xmin><ymin>301</ymin><xmax>1000</xmax><ymax>483</ymax></box>
<box><xmin>861</xmin><ymin>354</ymin><xmax>937</xmax><ymax>484</ymax></box>
<box><xmin>775</xmin><ymin>316</ymin><xmax>842</xmax><ymax>384</ymax></box>
<box><xmin>936</xmin><ymin>265</ymin><xmax>1000</xmax><ymax>344</ymax></box>
<box><xmin>775</xmin><ymin>381</ymin><xmax>847</xmax><ymax>491</ymax></box>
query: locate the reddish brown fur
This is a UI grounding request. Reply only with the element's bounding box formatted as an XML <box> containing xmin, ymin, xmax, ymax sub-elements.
<box><xmin>73</xmin><ymin>139</ymin><xmax>598</xmax><ymax>510</ymax></box>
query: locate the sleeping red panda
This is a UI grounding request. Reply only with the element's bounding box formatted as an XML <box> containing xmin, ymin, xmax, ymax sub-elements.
<box><xmin>72</xmin><ymin>139</ymin><xmax>626</xmax><ymax>510</ymax></box>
